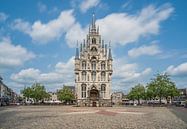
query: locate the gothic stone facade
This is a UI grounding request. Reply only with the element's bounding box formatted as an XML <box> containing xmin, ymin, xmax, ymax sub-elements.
<box><xmin>74</xmin><ymin>14</ymin><xmax>113</xmax><ymax>107</ymax></box>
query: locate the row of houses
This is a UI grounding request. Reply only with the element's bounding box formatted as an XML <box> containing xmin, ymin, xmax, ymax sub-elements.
<box><xmin>111</xmin><ymin>88</ymin><xmax>187</xmax><ymax>106</ymax></box>
<box><xmin>0</xmin><ymin>76</ymin><xmax>18</xmax><ymax>104</ymax></box>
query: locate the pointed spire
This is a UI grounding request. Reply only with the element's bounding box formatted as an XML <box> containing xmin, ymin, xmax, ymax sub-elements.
<box><xmin>105</xmin><ymin>44</ymin><xmax>107</xmax><ymax>56</ymax></box>
<box><xmin>108</xmin><ymin>41</ymin><xmax>112</xmax><ymax>60</ymax></box>
<box><xmin>83</xmin><ymin>39</ymin><xmax>86</xmax><ymax>51</ymax></box>
<box><xmin>99</xmin><ymin>37</ymin><xmax>101</xmax><ymax>47</ymax></box>
<box><xmin>80</xmin><ymin>43</ymin><xmax>82</xmax><ymax>52</ymax></box>
<box><xmin>102</xmin><ymin>40</ymin><xmax>104</xmax><ymax>48</ymax></box>
<box><xmin>90</xmin><ymin>13</ymin><xmax>96</xmax><ymax>34</ymax></box>
<box><xmin>75</xmin><ymin>41</ymin><xmax>79</xmax><ymax>59</ymax></box>
<box><xmin>87</xmin><ymin>38</ymin><xmax>90</xmax><ymax>47</ymax></box>
<box><xmin>86</xmin><ymin>38</ymin><xmax>89</xmax><ymax>47</ymax></box>
<box><xmin>83</xmin><ymin>39</ymin><xmax>85</xmax><ymax>48</ymax></box>
<box><xmin>92</xmin><ymin>13</ymin><xmax>96</xmax><ymax>28</ymax></box>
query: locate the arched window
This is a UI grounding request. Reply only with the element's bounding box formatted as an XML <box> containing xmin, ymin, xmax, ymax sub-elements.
<box><xmin>82</xmin><ymin>71</ymin><xmax>86</xmax><ymax>81</ymax></box>
<box><xmin>91</xmin><ymin>61</ymin><xmax>96</xmax><ymax>70</ymax></box>
<box><xmin>101</xmin><ymin>84</ymin><xmax>106</xmax><ymax>98</ymax></box>
<box><xmin>92</xmin><ymin>38</ymin><xmax>96</xmax><ymax>44</ymax></box>
<box><xmin>92</xmin><ymin>71</ymin><xmax>96</xmax><ymax>81</ymax></box>
<box><xmin>101</xmin><ymin>72</ymin><xmax>105</xmax><ymax>81</ymax></box>
<box><xmin>101</xmin><ymin>61</ymin><xmax>105</xmax><ymax>70</ymax></box>
<box><xmin>81</xmin><ymin>84</ymin><xmax>86</xmax><ymax>98</ymax></box>
<box><xmin>82</xmin><ymin>61</ymin><xmax>86</xmax><ymax>70</ymax></box>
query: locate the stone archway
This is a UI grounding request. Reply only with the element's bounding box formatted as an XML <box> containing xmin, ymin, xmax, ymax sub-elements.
<box><xmin>90</xmin><ymin>88</ymin><xmax>99</xmax><ymax>107</ymax></box>
<box><xmin>90</xmin><ymin>89</ymin><xmax>99</xmax><ymax>99</ymax></box>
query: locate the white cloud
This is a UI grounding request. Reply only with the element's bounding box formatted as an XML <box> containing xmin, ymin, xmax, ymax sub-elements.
<box><xmin>0</xmin><ymin>38</ymin><xmax>35</xmax><ymax>68</ymax></box>
<box><xmin>12</xmin><ymin>4</ymin><xmax>173</xmax><ymax>47</ymax></box>
<box><xmin>66</xmin><ymin>4</ymin><xmax>174</xmax><ymax>47</ymax></box>
<box><xmin>65</xmin><ymin>23</ymin><xmax>87</xmax><ymax>47</ymax></box>
<box><xmin>37</xmin><ymin>2</ymin><xmax>47</xmax><ymax>13</ymax></box>
<box><xmin>96</xmin><ymin>3</ymin><xmax>174</xmax><ymax>45</ymax></box>
<box><xmin>11</xmin><ymin>68</ymin><xmax>40</xmax><ymax>84</ymax></box>
<box><xmin>12</xmin><ymin>10</ymin><xmax>75</xmax><ymax>44</ymax></box>
<box><xmin>80</xmin><ymin>0</ymin><xmax>100</xmax><ymax>13</ymax></box>
<box><xmin>55</xmin><ymin>57</ymin><xmax>74</xmax><ymax>73</ymax></box>
<box><xmin>112</xmin><ymin>57</ymin><xmax>152</xmax><ymax>92</ymax></box>
<box><xmin>113</xmin><ymin>58</ymin><xmax>152</xmax><ymax>81</ymax></box>
<box><xmin>128</xmin><ymin>43</ymin><xmax>161</xmax><ymax>58</ymax></box>
<box><xmin>11</xmin><ymin>57</ymin><xmax>74</xmax><ymax>86</ymax></box>
<box><xmin>66</xmin><ymin>3</ymin><xmax>173</xmax><ymax>47</ymax></box>
<box><xmin>12</xmin><ymin>19</ymin><xmax>31</xmax><ymax>33</ymax></box>
<box><xmin>166</xmin><ymin>62</ymin><xmax>187</xmax><ymax>76</ymax></box>
<box><xmin>0</xmin><ymin>12</ymin><xmax>8</xmax><ymax>22</ymax></box>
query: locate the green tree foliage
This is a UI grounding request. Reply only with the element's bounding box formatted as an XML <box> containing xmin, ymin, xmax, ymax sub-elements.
<box><xmin>21</xmin><ymin>83</ymin><xmax>51</xmax><ymax>103</ymax></box>
<box><xmin>147</xmin><ymin>73</ymin><xmax>179</xmax><ymax>104</ymax></box>
<box><xmin>146</xmin><ymin>82</ymin><xmax>157</xmax><ymax>100</ymax></box>
<box><xmin>21</xmin><ymin>87</ymin><xmax>33</xmax><ymax>99</ymax></box>
<box><xmin>57</xmin><ymin>86</ymin><xmax>74</xmax><ymax>104</ymax></box>
<box><xmin>128</xmin><ymin>84</ymin><xmax>145</xmax><ymax>105</ymax></box>
<box><xmin>32</xmin><ymin>83</ymin><xmax>51</xmax><ymax>102</ymax></box>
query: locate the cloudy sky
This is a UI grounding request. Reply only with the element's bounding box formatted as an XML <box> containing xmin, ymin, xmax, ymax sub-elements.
<box><xmin>0</xmin><ymin>0</ymin><xmax>187</xmax><ymax>94</ymax></box>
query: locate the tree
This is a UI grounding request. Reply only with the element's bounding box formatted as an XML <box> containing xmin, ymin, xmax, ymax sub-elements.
<box><xmin>31</xmin><ymin>83</ymin><xmax>50</xmax><ymax>102</ymax></box>
<box><xmin>127</xmin><ymin>90</ymin><xmax>136</xmax><ymax>104</ymax></box>
<box><xmin>128</xmin><ymin>84</ymin><xmax>145</xmax><ymax>105</ymax></box>
<box><xmin>21</xmin><ymin>83</ymin><xmax>50</xmax><ymax>103</ymax></box>
<box><xmin>57</xmin><ymin>86</ymin><xmax>74</xmax><ymax>104</ymax></box>
<box><xmin>147</xmin><ymin>73</ymin><xmax>179</xmax><ymax>105</ymax></box>
<box><xmin>21</xmin><ymin>86</ymin><xmax>33</xmax><ymax>99</ymax></box>
<box><xmin>165</xmin><ymin>81</ymin><xmax>180</xmax><ymax>103</ymax></box>
<box><xmin>146</xmin><ymin>82</ymin><xmax>157</xmax><ymax>100</ymax></box>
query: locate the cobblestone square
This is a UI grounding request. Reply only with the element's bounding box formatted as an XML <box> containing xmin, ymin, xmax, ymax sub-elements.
<box><xmin>0</xmin><ymin>106</ymin><xmax>187</xmax><ymax>129</ymax></box>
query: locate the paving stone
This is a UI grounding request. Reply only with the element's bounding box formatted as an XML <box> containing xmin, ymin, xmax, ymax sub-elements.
<box><xmin>0</xmin><ymin>106</ymin><xmax>186</xmax><ymax>129</ymax></box>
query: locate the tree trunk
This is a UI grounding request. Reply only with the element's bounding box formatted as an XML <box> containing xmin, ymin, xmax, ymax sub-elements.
<box><xmin>166</xmin><ymin>97</ymin><xmax>168</xmax><ymax>104</ymax></box>
<box><xmin>138</xmin><ymin>99</ymin><xmax>140</xmax><ymax>105</ymax></box>
<box><xmin>159</xmin><ymin>96</ymin><xmax>162</xmax><ymax>105</ymax></box>
<box><xmin>153</xmin><ymin>97</ymin><xmax>156</xmax><ymax>106</ymax></box>
<box><xmin>171</xmin><ymin>96</ymin><xmax>173</xmax><ymax>104</ymax></box>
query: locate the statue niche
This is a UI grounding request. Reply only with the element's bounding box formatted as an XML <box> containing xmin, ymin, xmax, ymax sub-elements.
<box><xmin>92</xmin><ymin>38</ymin><xmax>96</xmax><ymax>44</ymax></box>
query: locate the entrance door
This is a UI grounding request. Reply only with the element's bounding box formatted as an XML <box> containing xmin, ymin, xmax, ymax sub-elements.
<box><xmin>92</xmin><ymin>101</ymin><xmax>96</xmax><ymax>107</ymax></box>
<box><xmin>90</xmin><ymin>88</ymin><xmax>99</xmax><ymax>107</ymax></box>
<box><xmin>90</xmin><ymin>89</ymin><xmax>99</xmax><ymax>99</ymax></box>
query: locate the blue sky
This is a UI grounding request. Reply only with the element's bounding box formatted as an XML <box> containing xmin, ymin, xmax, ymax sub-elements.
<box><xmin>0</xmin><ymin>0</ymin><xmax>187</xmax><ymax>94</ymax></box>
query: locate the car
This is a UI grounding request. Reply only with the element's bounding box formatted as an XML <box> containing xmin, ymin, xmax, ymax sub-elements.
<box><xmin>174</xmin><ymin>101</ymin><xmax>186</xmax><ymax>107</ymax></box>
<box><xmin>1</xmin><ymin>97</ymin><xmax>10</xmax><ymax>106</ymax></box>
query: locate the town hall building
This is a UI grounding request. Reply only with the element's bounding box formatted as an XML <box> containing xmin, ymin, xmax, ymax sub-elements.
<box><xmin>74</xmin><ymin>14</ymin><xmax>113</xmax><ymax>107</ymax></box>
